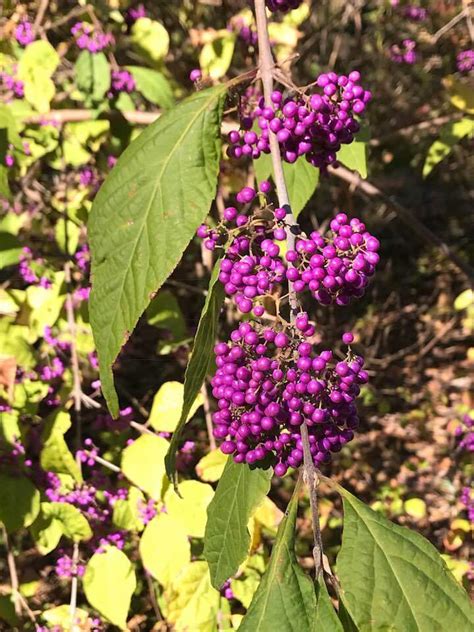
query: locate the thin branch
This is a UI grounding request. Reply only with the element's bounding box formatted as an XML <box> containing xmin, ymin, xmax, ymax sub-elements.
<box><xmin>328</xmin><ymin>164</ymin><xmax>474</xmax><ymax>286</ymax></box>
<box><xmin>84</xmin><ymin>450</ymin><xmax>121</xmax><ymax>473</ymax></box>
<box><xmin>33</xmin><ymin>0</ymin><xmax>49</xmax><ymax>34</ymax></box>
<box><xmin>431</xmin><ymin>7</ymin><xmax>469</xmax><ymax>43</ymax></box>
<box><xmin>3</xmin><ymin>526</ymin><xmax>21</xmax><ymax>618</ymax></box>
<box><xmin>254</xmin><ymin>0</ymin><xmax>323</xmax><ymax>580</ymax></box>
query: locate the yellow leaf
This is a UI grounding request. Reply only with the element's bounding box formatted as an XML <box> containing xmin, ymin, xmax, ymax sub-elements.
<box><xmin>443</xmin><ymin>75</ymin><xmax>474</xmax><ymax>114</ymax></box>
<box><xmin>195</xmin><ymin>449</ymin><xmax>228</xmax><ymax>482</ymax></box>
<box><xmin>140</xmin><ymin>514</ymin><xmax>191</xmax><ymax>588</ymax></box>
<box><xmin>149</xmin><ymin>381</ymin><xmax>203</xmax><ymax>432</ymax></box>
<box><xmin>165</xmin><ymin>480</ymin><xmax>214</xmax><ymax>538</ymax></box>
<box><xmin>121</xmin><ymin>434</ymin><xmax>169</xmax><ymax>499</ymax></box>
<box><xmin>404</xmin><ymin>498</ymin><xmax>427</xmax><ymax>519</ymax></box>
<box><xmin>253</xmin><ymin>496</ymin><xmax>284</xmax><ymax>531</ymax></box>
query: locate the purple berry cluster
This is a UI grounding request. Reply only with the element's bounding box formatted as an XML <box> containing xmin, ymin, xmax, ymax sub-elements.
<box><xmin>227</xmin><ymin>71</ymin><xmax>371</xmax><ymax>170</ymax></box>
<box><xmin>0</xmin><ymin>72</ymin><xmax>24</xmax><ymax>98</ymax></box>
<box><xmin>15</xmin><ymin>20</ymin><xmax>35</xmax><ymax>46</ymax></box>
<box><xmin>110</xmin><ymin>69</ymin><xmax>136</xmax><ymax>94</ymax></box>
<box><xmin>285</xmin><ymin>213</ymin><xmax>380</xmax><ymax>306</ymax></box>
<box><xmin>265</xmin><ymin>0</ymin><xmax>303</xmax><ymax>13</ymax></box>
<box><xmin>390</xmin><ymin>39</ymin><xmax>417</xmax><ymax>64</ymax></box>
<box><xmin>457</xmin><ymin>50</ymin><xmax>474</xmax><ymax>74</ymax></box>
<box><xmin>71</xmin><ymin>22</ymin><xmax>114</xmax><ymax>53</ymax></box>
<box><xmin>211</xmin><ymin>323</ymin><xmax>366</xmax><ymax>475</ymax></box>
<box><xmin>198</xmin><ymin>183</ymin><xmax>292</xmax><ymax>315</ymax></box>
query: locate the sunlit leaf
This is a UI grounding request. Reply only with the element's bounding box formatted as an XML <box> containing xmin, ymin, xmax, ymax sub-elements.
<box><xmin>121</xmin><ymin>434</ymin><xmax>169</xmax><ymax>499</ymax></box>
<box><xmin>165</xmin><ymin>480</ymin><xmax>214</xmax><ymax>538</ymax></box>
<box><xmin>148</xmin><ymin>381</ymin><xmax>203</xmax><ymax>433</ymax></box>
<box><xmin>423</xmin><ymin>118</ymin><xmax>474</xmax><ymax>177</ymax></box>
<box><xmin>83</xmin><ymin>546</ymin><xmax>136</xmax><ymax>629</ymax></box>
<box><xmin>89</xmin><ymin>85</ymin><xmax>226</xmax><ymax>416</ymax></box>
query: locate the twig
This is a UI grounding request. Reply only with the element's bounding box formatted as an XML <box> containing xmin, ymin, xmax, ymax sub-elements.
<box><xmin>431</xmin><ymin>7</ymin><xmax>469</xmax><ymax>43</ymax></box>
<box><xmin>33</xmin><ymin>0</ymin><xmax>49</xmax><ymax>34</ymax></box>
<box><xmin>328</xmin><ymin>164</ymin><xmax>474</xmax><ymax>286</ymax></box>
<box><xmin>69</xmin><ymin>542</ymin><xmax>80</xmax><ymax>630</ymax></box>
<box><xmin>369</xmin><ymin>113</ymin><xmax>464</xmax><ymax>147</ymax></box>
<box><xmin>3</xmin><ymin>526</ymin><xmax>21</xmax><ymax>618</ymax></box>
<box><xmin>145</xmin><ymin>572</ymin><xmax>163</xmax><ymax>622</ymax></box>
<box><xmin>254</xmin><ymin>0</ymin><xmax>323</xmax><ymax>580</ymax></box>
<box><xmin>300</xmin><ymin>424</ymin><xmax>323</xmax><ymax>578</ymax></box>
<box><xmin>84</xmin><ymin>450</ymin><xmax>121</xmax><ymax>473</ymax></box>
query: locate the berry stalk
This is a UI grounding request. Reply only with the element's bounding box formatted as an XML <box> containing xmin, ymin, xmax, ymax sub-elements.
<box><xmin>253</xmin><ymin>0</ymin><xmax>323</xmax><ymax>580</ymax></box>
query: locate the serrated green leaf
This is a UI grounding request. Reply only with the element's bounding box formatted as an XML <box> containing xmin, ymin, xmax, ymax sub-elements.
<box><xmin>282</xmin><ymin>159</ymin><xmax>319</xmax><ymax>218</ymax></box>
<box><xmin>165</xmin><ymin>258</ymin><xmax>225</xmax><ymax>480</ymax></box>
<box><xmin>204</xmin><ymin>459</ymin><xmax>272</xmax><ymax>589</ymax></box>
<box><xmin>314</xmin><ymin>579</ymin><xmax>343</xmax><ymax>631</ymax></box>
<box><xmin>74</xmin><ymin>51</ymin><xmax>111</xmax><ymax>103</ymax></box>
<box><xmin>239</xmin><ymin>481</ymin><xmax>316</xmax><ymax>632</ymax></box>
<box><xmin>140</xmin><ymin>514</ymin><xmax>191</xmax><ymax>588</ymax></box>
<box><xmin>337</xmin><ymin>487</ymin><xmax>473</xmax><ymax>632</ymax></box>
<box><xmin>83</xmin><ymin>546</ymin><xmax>136</xmax><ymax>629</ymax></box>
<box><xmin>165</xmin><ymin>480</ymin><xmax>214</xmax><ymax>538</ymax></box>
<box><xmin>0</xmin><ymin>474</ymin><xmax>40</xmax><ymax>533</ymax></box>
<box><xmin>423</xmin><ymin>118</ymin><xmax>474</xmax><ymax>177</ymax></box>
<box><xmin>89</xmin><ymin>85</ymin><xmax>227</xmax><ymax>416</ymax></box>
<box><xmin>149</xmin><ymin>381</ymin><xmax>203</xmax><ymax>432</ymax></box>
<box><xmin>40</xmin><ymin>410</ymin><xmax>82</xmax><ymax>483</ymax></box>
<box><xmin>126</xmin><ymin>66</ymin><xmax>174</xmax><ymax>109</ymax></box>
<box><xmin>121</xmin><ymin>434</ymin><xmax>168</xmax><ymax>499</ymax></box>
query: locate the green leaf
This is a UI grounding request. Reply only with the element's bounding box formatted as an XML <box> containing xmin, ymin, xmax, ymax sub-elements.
<box><xmin>238</xmin><ymin>481</ymin><xmax>316</xmax><ymax>632</ymax></box>
<box><xmin>0</xmin><ymin>474</ymin><xmax>40</xmax><ymax>533</ymax></box>
<box><xmin>40</xmin><ymin>410</ymin><xmax>82</xmax><ymax>483</ymax></box>
<box><xmin>165</xmin><ymin>480</ymin><xmax>214</xmax><ymax>538</ymax></box>
<box><xmin>146</xmin><ymin>289</ymin><xmax>186</xmax><ymax>337</ymax></box>
<box><xmin>164</xmin><ymin>561</ymin><xmax>220</xmax><ymax>631</ymax></box>
<box><xmin>149</xmin><ymin>381</ymin><xmax>203</xmax><ymax>433</ymax></box>
<box><xmin>0</xmin><ymin>595</ymin><xmax>19</xmax><ymax>627</ymax></box>
<box><xmin>74</xmin><ymin>51</ymin><xmax>111</xmax><ymax>103</ymax></box>
<box><xmin>112</xmin><ymin>487</ymin><xmax>145</xmax><ymax>532</ymax></box>
<box><xmin>89</xmin><ymin>84</ymin><xmax>227</xmax><ymax>416</ymax></box>
<box><xmin>337</xmin><ymin>487</ymin><xmax>473</xmax><ymax>632</ymax></box>
<box><xmin>254</xmin><ymin>152</ymin><xmax>273</xmax><ymax>184</ymax></box>
<box><xmin>199</xmin><ymin>31</ymin><xmax>236</xmax><ymax>80</ymax></box>
<box><xmin>423</xmin><ymin>118</ymin><xmax>474</xmax><ymax>177</ymax></box>
<box><xmin>0</xmin><ymin>232</ymin><xmax>22</xmax><ymax>269</ymax></box>
<box><xmin>54</xmin><ymin>217</ymin><xmax>80</xmax><ymax>255</ymax></box>
<box><xmin>131</xmin><ymin>18</ymin><xmax>170</xmax><ymax>63</ymax></box>
<box><xmin>337</xmin><ymin>136</ymin><xmax>368</xmax><ymax>178</ymax></box>
<box><xmin>44</xmin><ymin>502</ymin><xmax>92</xmax><ymax>542</ymax></box>
<box><xmin>314</xmin><ymin>579</ymin><xmax>343</xmax><ymax>631</ymax></box>
<box><xmin>121</xmin><ymin>434</ymin><xmax>168</xmax><ymax>499</ymax></box>
<box><xmin>282</xmin><ymin>159</ymin><xmax>319</xmax><ymax>218</ymax></box>
<box><xmin>204</xmin><ymin>459</ymin><xmax>272</xmax><ymax>589</ymax></box>
<box><xmin>83</xmin><ymin>546</ymin><xmax>136</xmax><ymax>629</ymax></box>
<box><xmin>165</xmin><ymin>259</ymin><xmax>225</xmax><ymax>481</ymax></box>
<box><xmin>126</xmin><ymin>66</ymin><xmax>174</xmax><ymax>109</ymax></box>
<box><xmin>140</xmin><ymin>514</ymin><xmax>191</xmax><ymax>587</ymax></box>
<box><xmin>29</xmin><ymin>504</ymin><xmax>63</xmax><ymax>555</ymax></box>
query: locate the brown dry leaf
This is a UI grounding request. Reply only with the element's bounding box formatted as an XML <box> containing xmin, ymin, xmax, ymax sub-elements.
<box><xmin>0</xmin><ymin>355</ymin><xmax>16</xmax><ymax>402</ymax></box>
